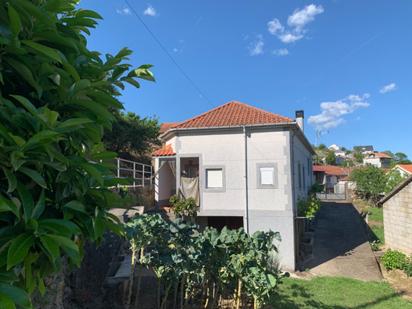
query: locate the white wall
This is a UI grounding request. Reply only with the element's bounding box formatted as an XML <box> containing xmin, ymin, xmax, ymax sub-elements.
<box><xmin>175</xmin><ymin>130</ymin><xmax>292</xmax><ymax>214</ymax></box>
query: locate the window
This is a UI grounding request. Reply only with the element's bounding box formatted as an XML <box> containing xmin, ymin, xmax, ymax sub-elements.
<box><xmin>205</xmin><ymin>167</ymin><xmax>224</xmax><ymax>190</ymax></box>
<box><xmin>257</xmin><ymin>163</ymin><xmax>278</xmax><ymax>188</ymax></box>
<box><xmin>302</xmin><ymin>165</ymin><xmax>306</xmax><ymax>189</ymax></box>
<box><xmin>298</xmin><ymin>162</ymin><xmax>302</xmax><ymax>190</ymax></box>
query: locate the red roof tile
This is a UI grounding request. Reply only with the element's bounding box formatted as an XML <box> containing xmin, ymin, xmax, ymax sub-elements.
<box><xmin>397</xmin><ymin>164</ymin><xmax>412</xmax><ymax>174</ymax></box>
<box><xmin>373</xmin><ymin>152</ymin><xmax>392</xmax><ymax>159</ymax></box>
<box><xmin>152</xmin><ymin>144</ymin><xmax>175</xmax><ymax>157</ymax></box>
<box><xmin>313</xmin><ymin>165</ymin><xmax>349</xmax><ymax>176</ymax></box>
<box><xmin>172</xmin><ymin>101</ymin><xmax>292</xmax><ymax>129</ymax></box>
<box><xmin>160</xmin><ymin>122</ymin><xmax>180</xmax><ymax>134</ymax></box>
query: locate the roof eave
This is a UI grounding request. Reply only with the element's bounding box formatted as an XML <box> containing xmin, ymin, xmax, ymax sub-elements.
<box><xmin>160</xmin><ymin>122</ymin><xmax>315</xmax><ymax>155</ymax></box>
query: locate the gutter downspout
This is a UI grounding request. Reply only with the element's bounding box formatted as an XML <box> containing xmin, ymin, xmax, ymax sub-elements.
<box><xmin>243</xmin><ymin>126</ymin><xmax>250</xmax><ymax>234</ymax></box>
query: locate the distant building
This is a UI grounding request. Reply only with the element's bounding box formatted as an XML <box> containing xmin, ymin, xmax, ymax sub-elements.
<box><xmin>363</xmin><ymin>152</ymin><xmax>392</xmax><ymax>168</ymax></box>
<box><xmin>393</xmin><ymin>164</ymin><xmax>412</xmax><ymax>177</ymax></box>
<box><xmin>353</xmin><ymin>145</ymin><xmax>374</xmax><ymax>155</ymax></box>
<box><xmin>328</xmin><ymin>144</ymin><xmax>341</xmax><ymax>151</ymax></box>
<box><xmin>312</xmin><ymin>165</ymin><xmax>350</xmax><ymax>193</ymax></box>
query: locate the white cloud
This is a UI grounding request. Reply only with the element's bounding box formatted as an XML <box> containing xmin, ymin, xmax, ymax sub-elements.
<box><xmin>379</xmin><ymin>82</ymin><xmax>397</xmax><ymax>94</ymax></box>
<box><xmin>267</xmin><ymin>19</ymin><xmax>284</xmax><ymax>35</ymax></box>
<box><xmin>267</xmin><ymin>4</ymin><xmax>324</xmax><ymax>44</ymax></box>
<box><xmin>173</xmin><ymin>47</ymin><xmax>179</xmax><ymax>53</ymax></box>
<box><xmin>308</xmin><ymin>93</ymin><xmax>370</xmax><ymax>132</ymax></box>
<box><xmin>249</xmin><ymin>35</ymin><xmax>264</xmax><ymax>56</ymax></box>
<box><xmin>116</xmin><ymin>7</ymin><xmax>131</xmax><ymax>15</ymax></box>
<box><xmin>287</xmin><ymin>4</ymin><xmax>324</xmax><ymax>31</ymax></box>
<box><xmin>143</xmin><ymin>5</ymin><xmax>157</xmax><ymax>17</ymax></box>
<box><xmin>273</xmin><ymin>48</ymin><xmax>289</xmax><ymax>56</ymax></box>
<box><xmin>279</xmin><ymin>32</ymin><xmax>304</xmax><ymax>43</ymax></box>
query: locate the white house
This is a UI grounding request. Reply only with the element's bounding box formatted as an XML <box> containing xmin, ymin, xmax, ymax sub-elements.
<box><xmin>153</xmin><ymin>101</ymin><xmax>314</xmax><ymax>270</ymax></box>
<box><xmin>363</xmin><ymin>152</ymin><xmax>392</xmax><ymax>168</ymax></box>
<box><xmin>392</xmin><ymin>164</ymin><xmax>412</xmax><ymax>177</ymax></box>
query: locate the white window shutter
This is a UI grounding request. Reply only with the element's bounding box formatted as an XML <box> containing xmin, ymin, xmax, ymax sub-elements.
<box><xmin>206</xmin><ymin>169</ymin><xmax>223</xmax><ymax>188</ymax></box>
<box><xmin>260</xmin><ymin>167</ymin><xmax>274</xmax><ymax>185</ymax></box>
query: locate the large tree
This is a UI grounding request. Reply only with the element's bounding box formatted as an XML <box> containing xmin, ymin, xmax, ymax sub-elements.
<box><xmin>0</xmin><ymin>1</ymin><xmax>153</xmax><ymax>307</ymax></box>
<box><xmin>350</xmin><ymin>166</ymin><xmax>387</xmax><ymax>204</ymax></box>
<box><xmin>104</xmin><ymin>111</ymin><xmax>160</xmax><ymax>162</ymax></box>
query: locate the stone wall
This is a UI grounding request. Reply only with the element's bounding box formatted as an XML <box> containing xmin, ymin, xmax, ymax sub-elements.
<box><xmin>383</xmin><ymin>181</ymin><xmax>412</xmax><ymax>254</ymax></box>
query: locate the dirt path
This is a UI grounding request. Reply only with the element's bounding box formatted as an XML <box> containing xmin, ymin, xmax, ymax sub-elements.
<box><xmin>305</xmin><ymin>202</ymin><xmax>382</xmax><ymax>281</ymax></box>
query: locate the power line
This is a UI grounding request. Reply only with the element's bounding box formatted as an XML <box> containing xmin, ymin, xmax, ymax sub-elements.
<box><xmin>123</xmin><ymin>0</ymin><xmax>213</xmax><ymax>106</ymax></box>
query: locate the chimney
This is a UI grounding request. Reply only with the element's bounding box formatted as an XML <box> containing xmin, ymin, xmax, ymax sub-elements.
<box><xmin>295</xmin><ymin>110</ymin><xmax>304</xmax><ymax>132</ymax></box>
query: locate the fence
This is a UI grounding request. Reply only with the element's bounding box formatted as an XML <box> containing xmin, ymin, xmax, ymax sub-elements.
<box><xmin>115</xmin><ymin>158</ymin><xmax>153</xmax><ymax>188</ymax></box>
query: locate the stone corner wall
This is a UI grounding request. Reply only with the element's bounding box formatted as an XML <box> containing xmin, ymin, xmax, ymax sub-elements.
<box><xmin>383</xmin><ymin>181</ymin><xmax>412</xmax><ymax>254</ymax></box>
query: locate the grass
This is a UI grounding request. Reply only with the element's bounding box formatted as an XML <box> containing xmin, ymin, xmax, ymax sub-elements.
<box><xmin>368</xmin><ymin>207</ymin><xmax>383</xmax><ymax>223</ymax></box>
<box><xmin>274</xmin><ymin>277</ymin><xmax>412</xmax><ymax>308</ymax></box>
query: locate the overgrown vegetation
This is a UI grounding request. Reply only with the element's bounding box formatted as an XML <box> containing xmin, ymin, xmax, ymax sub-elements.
<box><xmin>125</xmin><ymin>214</ymin><xmax>283</xmax><ymax>309</ymax></box>
<box><xmin>381</xmin><ymin>250</ymin><xmax>412</xmax><ymax>277</ymax></box>
<box><xmin>350</xmin><ymin>165</ymin><xmax>389</xmax><ymax>204</ymax></box>
<box><xmin>169</xmin><ymin>195</ymin><xmax>198</xmax><ymax>218</ymax></box>
<box><xmin>298</xmin><ymin>194</ymin><xmax>321</xmax><ymax>218</ymax></box>
<box><xmin>0</xmin><ymin>1</ymin><xmax>153</xmax><ymax>307</ymax></box>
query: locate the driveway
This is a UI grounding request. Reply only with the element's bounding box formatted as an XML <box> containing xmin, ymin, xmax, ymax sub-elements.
<box><xmin>305</xmin><ymin>202</ymin><xmax>382</xmax><ymax>281</ymax></box>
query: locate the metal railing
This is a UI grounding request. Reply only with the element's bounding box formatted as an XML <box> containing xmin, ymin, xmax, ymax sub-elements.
<box><xmin>115</xmin><ymin>158</ymin><xmax>153</xmax><ymax>187</ymax></box>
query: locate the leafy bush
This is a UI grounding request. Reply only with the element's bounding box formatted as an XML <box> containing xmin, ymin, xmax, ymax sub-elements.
<box><xmin>0</xmin><ymin>0</ymin><xmax>153</xmax><ymax>307</ymax></box>
<box><xmin>125</xmin><ymin>214</ymin><xmax>283</xmax><ymax>309</ymax></box>
<box><xmin>381</xmin><ymin>250</ymin><xmax>407</xmax><ymax>270</ymax></box>
<box><xmin>385</xmin><ymin>169</ymin><xmax>407</xmax><ymax>194</ymax></box>
<box><xmin>403</xmin><ymin>261</ymin><xmax>412</xmax><ymax>277</ymax></box>
<box><xmin>298</xmin><ymin>195</ymin><xmax>321</xmax><ymax>218</ymax></box>
<box><xmin>309</xmin><ymin>182</ymin><xmax>324</xmax><ymax>194</ymax></box>
<box><xmin>350</xmin><ymin>166</ymin><xmax>387</xmax><ymax>204</ymax></box>
<box><xmin>169</xmin><ymin>194</ymin><xmax>198</xmax><ymax>218</ymax></box>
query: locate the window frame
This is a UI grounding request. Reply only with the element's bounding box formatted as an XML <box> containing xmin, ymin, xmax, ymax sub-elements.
<box><xmin>256</xmin><ymin>163</ymin><xmax>278</xmax><ymax>189</ymax></box>
<box><xmin>204</xmin><ymin>165</ymin><xmax>226</xmax><ymax>192</ymax></box>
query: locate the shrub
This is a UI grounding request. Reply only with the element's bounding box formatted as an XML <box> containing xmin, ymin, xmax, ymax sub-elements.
<box><xmin>350</xmin><ymin>165</ymin><xmax>387</xmax><ymax>204</ymax></box>
<box><xmin>381</xmin><ymin>250</ymin><xmax>407</xmax><ymax>270</ymax></box>
<box><xmin>402</xmin><ymin>261</ymin><xmax>412</xmax><ymax>277</ymax></box>
<box><xmin>169</xmin><ymin>195</ymin><xmax>198</xmax><ymax>218</ymax></box>
<box><xmin>298</xmin><ymin>195</ymin><xmax>321</xmax><ymax>218</ymax></box>
<box><xmin>309</xmin><ymin>182</ymin><xmax>324</xmax><ymax>194</ymax></box>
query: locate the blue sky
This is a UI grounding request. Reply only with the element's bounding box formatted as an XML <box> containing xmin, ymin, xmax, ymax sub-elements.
<box><xmin>82</xmin><ymin>0</ymin><xmax>412</xmax><ymax>156</ymax></box>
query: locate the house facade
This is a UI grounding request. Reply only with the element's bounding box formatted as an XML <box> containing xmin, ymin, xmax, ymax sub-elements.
<box><xmin>380</xmin><ymin>176</ymin><xmax>412</xmax><ymax>255</ymax></box>
<box><xmin>312</xmin><ymin>165</ymin><xmax>349</xmax><ymax>193</ymax></box>
<box><xmin>153</xmin><ymin>101</ymin><xmax>314</xmax><ymax>270</ymax></box>
<box><xmin>363</xmin><ymin>152</ymin><xmax>392</xmax><ymax>168</ymax></box>
<box><xmin>393</xmin><ymin>164</ymin><xmax>412</xmax><ymax>177</ymax></box>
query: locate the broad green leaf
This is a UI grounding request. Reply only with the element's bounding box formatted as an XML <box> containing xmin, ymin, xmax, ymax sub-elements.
<box><xmin>2</xmin><ymin>168</ymin><xmax>17</xmax><ymax>193</ymax></box>
<box><xmin>76</xmin><ymin>9</ymin><xmax>102</xmax><ymax>20</ymax></box>
<box><xmin>10</xmin><ymin>95</ymin><xmax>37</xmax><ymax>117</ymax></box>
<box><xmin>17</xmin><ymin>183</ymin><xmax>34</xmax><ymax>222</ymax></box>
<box><xmin>38</xmin><ymin>219</ymin><xmax>80</xmax><ymax>237</ymax></box>
<box><xmin>24</xmin><ymin>130</ymin><xmax>61</xmax><ymax>149</ymax></box>
<box><xmin>6</xmin><ymin>61</ymin><xmax>41</xmax><ymax>94</ymax></box>
<box><xmin>63</xmin><ymin>201</ymin><xmax>87</xmax><ymax>214</ymax></box>
<box><xmin>22</xmin><ymin>41</ymin><xmax>62</xmax><ymax>63</ymax></box>
<box><xmin>19</xmin><ymin>167</ymin><xmax>47</xmax><ymax>189</ymax></box>
<box><xmin>0</xmin><ymin>292</ymin><xmax>16</xmax><ymax>309</ymax></box>
<box><xmin>56</xmin><ymin>118</ymin><xmax>92</xmax><ymax>132</ymax></box>
<box><xmin>69</xmin><ymin>79</ymin><xmax>91</xmax><ymax>96</ymax></box>
<box><xmin>8</xmin><ymin>5</ymin><xmax>22</xmax><ymax>36</ymax></box>
<box><xmin>39</xmin><ymin>235</ymin><xmax>60</xmax><ymax>262</ymax></box>
<box><xmin>80</xmin><ymin>163</ymin><xmax>103</xmax><ymax>185</ymax></box>
<box><xmin>0</xmin><ymin>283</ymin><xmax>32</xmax><ymax>309</ymax></box>
<box><xmin>6</xmin><ymin>234</ymin><xmax>34</xmax><ymax>270</ymax></box>
<box><xmin>8</xmin><ymin>134</ymin><xmax>25</xmax><ymax>146</ymax></box>
<box><xmin>31</xmin><ymin>190</ymin><xmax>45</xmax><ymax>219</ymax></box>
<box><xmin>0</xmin><ymin>195</ymin><xmax>19</xmax><ymax>217</ymax></box>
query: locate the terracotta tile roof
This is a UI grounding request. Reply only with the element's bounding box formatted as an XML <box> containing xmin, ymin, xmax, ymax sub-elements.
<box><xmin>397</xmin><ymin>164</ymin><xmax>412</xmax><ymax>174</ymax></box>
<box><xmin>172</xmin><ymin>101</ymin><xmax>292</xmax><ymax>129</ymax></box>
<box><xmin>312</xmin><ymin>165</ymin><xmax>349</xmax><ymax>176</ymax></box>
<box><xmin>373</xmin><ymin>152</ymin><xmax>392</xmax><ymax>159</ymax></box>
<box><xmin>152</xmin><ymin>144</ymin><xmax>175</xmax><ymax>157</ymax></box>
<box><xmin>160</xmin><ymin>122</ymin><xmax>180</xmax><ymax>134</ymax></box>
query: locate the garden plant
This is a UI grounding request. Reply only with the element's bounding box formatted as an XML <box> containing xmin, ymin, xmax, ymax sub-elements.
<box><xmin>125</xmin><ymin>214</ymin><xmax>284</xmax><ymax>309</ymax></box>
<box><xmin>0</xmin><ymin>0</ymin><xmax>154</xmax><ymax>307</ymax></box>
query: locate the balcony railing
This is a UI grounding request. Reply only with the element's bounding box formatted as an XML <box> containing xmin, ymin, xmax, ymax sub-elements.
<box><xmin>115</xmin><ymin>157</ymin><xmax>152</xmax><ymax>188</ymax></box>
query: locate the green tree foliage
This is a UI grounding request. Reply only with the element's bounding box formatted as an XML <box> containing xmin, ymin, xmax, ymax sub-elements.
<box><xmin>385</xmin><ymin>170</ymin><xmax>406</xmax><ymax>194</ymax></box>
<box><xmin>0</xmin><ymin>1</ymin><xmax>153</xmax><ymax>307</ymax></box>
<box><xmin>325</xmin><ymin>150</ymin><xmax>337</xmax><ymax>165</ymax></box>
<box><xmin>103</xmin><ymin>111</ymin><xmax>160</xmax><ymax>161</ymax></box>
<box><xmin>126</xmin><ymin>214</ymin><xmax>283</xmax><ymax>309</ymax></box>
<box><xmin>394</xmin><ymin>152</ymin><xmax>411</xmax><ymax>164</ymax></box>
<box><xmin>353</xmin><ymin>151</ymin><xmax>364</xmax><ymax>164</ymax></box>
<box><xmin>350</xmin><ymin>166</ymin><xmax>387</xmax><ymax>204</ymax></box>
